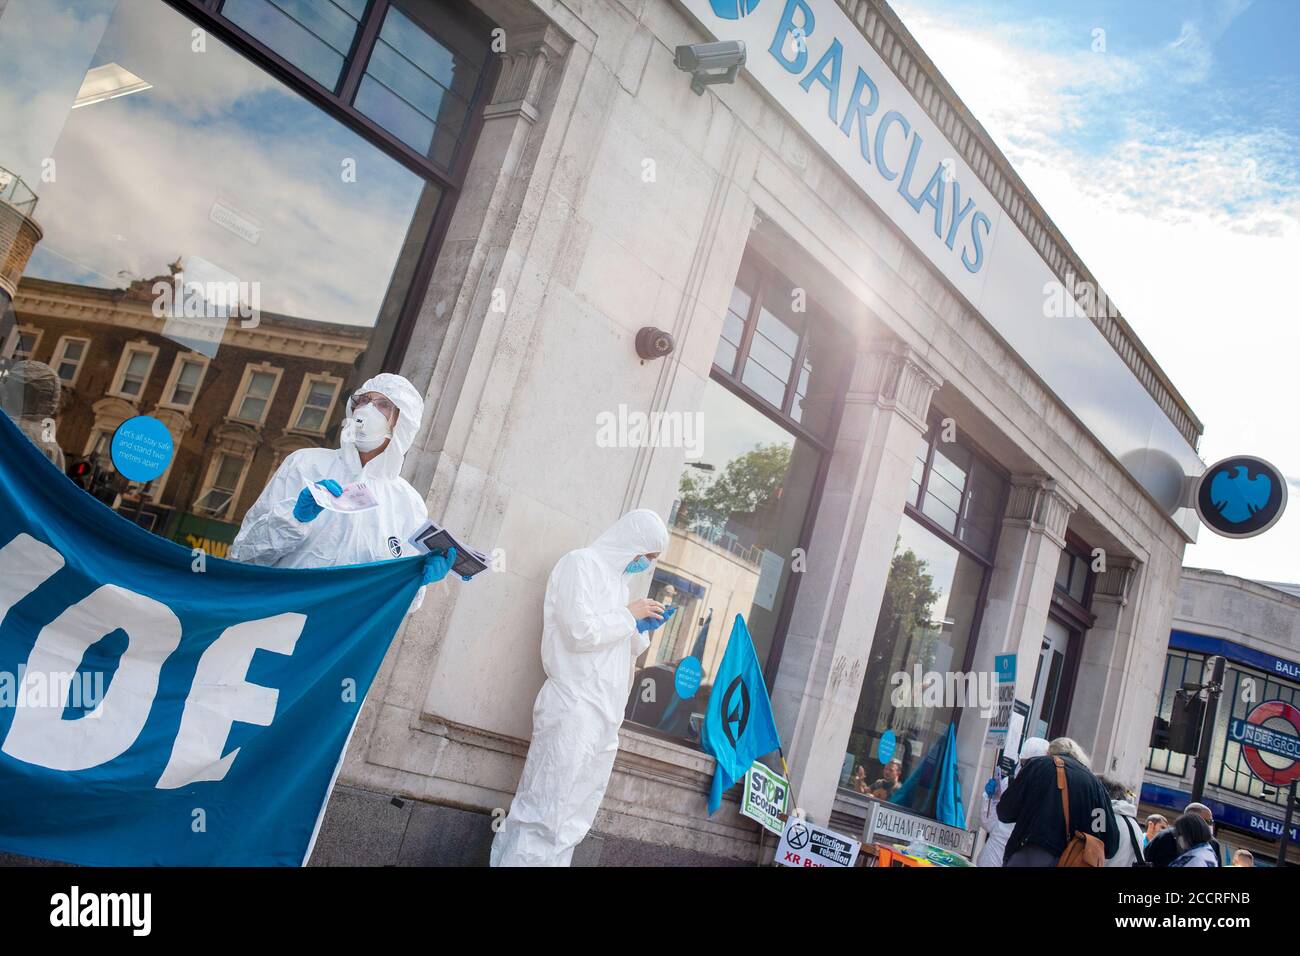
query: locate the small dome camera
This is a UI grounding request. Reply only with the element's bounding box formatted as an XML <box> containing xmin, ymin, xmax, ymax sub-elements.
<box><xmin>635</xmin><ymin>326</ymin><xmax>675</xmax><ymax>361</ymax></box>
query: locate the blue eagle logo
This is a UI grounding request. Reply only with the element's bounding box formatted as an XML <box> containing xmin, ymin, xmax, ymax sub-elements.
<box><xmin>709</xmin><ymin>0</ymin><xmax>762</xmax><ymax>19</ymax></box>
<box><xmin>1209</xmin><ymin>465</ymin><xmax>1273</xmax><ymax>524</ymax></box>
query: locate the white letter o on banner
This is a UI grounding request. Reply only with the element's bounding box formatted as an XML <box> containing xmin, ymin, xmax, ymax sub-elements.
<box><xmin>2</xmin><ymin>584</ymin><xmax>182</xmax><ymax>771</ymax></box>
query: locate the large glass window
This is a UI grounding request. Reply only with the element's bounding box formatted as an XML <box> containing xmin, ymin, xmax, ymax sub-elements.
<box><xmin>841</xmin><ymin>425</ymin><xmax>1006</xmax><ymax>812</ymax></box>
<box><xmin>213</xmin><ymin>0</ymin><xmax>490</xmax><ymax>176</ymax></box>
<box><xmin>843</xmin><ymin>515</ymin><xmax>989</xmax><ymax>803</ymax></box>
<box><xmin>0</xmin><ymin>0</ymin><xmax>490</xmax><ymax>552</ymax></box>
<box><xmin>625</xmin><ymin>252</ymin><xmax>848</xmax><ymax>748</ymax></box>
<box><xmin>910</xmin><ymin>424</ymin><xmax>1004</xmax><ymax>556</ymax></box>
<box><xmin>2</xmin><ymin>326</ymin><xmax>41</xmax><ymax>361</ymax></box>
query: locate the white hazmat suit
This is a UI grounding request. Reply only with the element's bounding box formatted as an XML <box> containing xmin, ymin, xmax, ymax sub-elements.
<box><xmin>976</xmin><ymin>736</ymin><xmax>1049</xmax><ymax>867</ymax></box>
<box><xmin>490</xmin><ymin>509</ymin><xmax>670</xmax><ymax>867</ymax></box>
<box><xmin>229</xmin><ymin>374</ymin><xmax>430</xmax><ymax>603</ymax></box>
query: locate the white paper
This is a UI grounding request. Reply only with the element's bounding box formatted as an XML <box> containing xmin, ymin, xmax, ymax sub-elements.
<box><xmin>1003</xmin><ymin>710</ymin><xmax>1027</xmax><ymax>763</ymax></box>
<box><xmin>309</xmin><ymin>481</ymin><xmax>379</xmax><ymax>513</ymax></box>
<box><xmin>754</xmin><ymin>549</ymin><xmax>784</xmax><ymax>612</ymax></box>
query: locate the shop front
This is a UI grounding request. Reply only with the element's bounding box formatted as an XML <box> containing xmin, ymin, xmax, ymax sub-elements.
<box><xmin>0</xmin><ymin>0</ymin><xmax>1206</xmax><ymax>866</ymax></box>
<box><xmin>1143</xmin><ymin>570</ymin><xmax>1300</xmax><ymax>866</ymax></box>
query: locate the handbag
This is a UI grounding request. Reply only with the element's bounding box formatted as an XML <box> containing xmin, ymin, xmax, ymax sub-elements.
<box><xmin>1053</xmin><ymin>757</ymin><xmax>1105</xmax><ymax>867</ymax></box>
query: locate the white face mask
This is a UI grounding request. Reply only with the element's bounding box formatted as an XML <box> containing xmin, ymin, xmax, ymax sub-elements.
<box><xmin>345</xmin><ymin>402</ymin><xmax>392</xmax><ymax>452</ymax></box>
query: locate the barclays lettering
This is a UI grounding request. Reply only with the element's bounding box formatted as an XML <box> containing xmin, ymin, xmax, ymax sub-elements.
<box><xmin>766</xmin><ymin>0</ymin><xmax>991</xmax><ymax>273</ymax></box>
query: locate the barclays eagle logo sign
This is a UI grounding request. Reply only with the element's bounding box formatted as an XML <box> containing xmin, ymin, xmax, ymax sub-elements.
<box><xmin>1196</xmin><ymin>456</ymin><xmax>1288</xmax><ymax>539</ymax></box>
<box><xmin>1209</xmin><ymin>465</ymin><xmax>1272</xmax><ymax>524</ymax></box>
<box><xmin>709</xmin><ymin>0</ymin><xmax>762</xmax><ymax>18</ymax></box>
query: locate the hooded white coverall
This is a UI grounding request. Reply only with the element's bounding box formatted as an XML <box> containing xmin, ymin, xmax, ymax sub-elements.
<box><xmin>228</xmin><ymin>374</ymin><xmax>431</xmax><ymax>607</ymax></box>
<box><xmin>490</xmin><ymin>509</ymin><xmax>670</xmax><ymax>867</ymax></box>
<box><xmin>976</xmin><ymin>736</ymin><xmax>1049</xmax><ymax>867</ymax></box>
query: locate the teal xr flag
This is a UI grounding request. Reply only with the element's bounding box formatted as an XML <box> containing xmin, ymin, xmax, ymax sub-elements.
<box><xmin>892</xmin><ymin>721</ymin><xmax>966</xmax><ymax>828</ymax></box>
<box><xmin>702</xmin><ymin>614</ymin><xmax>781</xmax><ymax>814</ymax></box>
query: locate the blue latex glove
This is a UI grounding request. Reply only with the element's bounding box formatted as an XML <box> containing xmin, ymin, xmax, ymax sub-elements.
<box><xmin>636</xmin><ymin>605</ymin><xmax>676</xmax><ymax>633</ymax></box>
<box><xmin>292</xmin><ymin>479</ymin><xmax>344</xmax><ymax>523</ymax></box>
<box><xmin>984</xmin><ymin>776</ymin><xmax>998</xmax><ymax>799</ymax></box>
<box><xmin>422</xmin><ymin>547</ymin><xmax>457</xmax><ymax>585</ymax></box>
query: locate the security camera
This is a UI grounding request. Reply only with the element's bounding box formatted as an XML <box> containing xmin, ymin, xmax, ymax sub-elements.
<box><xmin>674</xmin><ymin>41</ymin><xmax>746</xmax><ymax>95</ymax></box>
<box><xmin>636</xmin><ymin>326</ymin><xmax>675</xmax><ymax>361</ymax></box>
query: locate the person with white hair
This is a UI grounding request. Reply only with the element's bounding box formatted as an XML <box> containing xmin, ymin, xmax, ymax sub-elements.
<box><xmin>975</xmin><ymin>737</ymin><xmax>1049</xmax><ymax>867</ymax></box>
<box><xmin>1100</xmin><ymin>777</ymin><xmax>1146</xmax><ymax>867</ymax></box>
<box><xmin>229</xmin><ymin>373</ymin><xmax>458</xmax><ymax>602</ymax></box>
<box><xmin>996</xmin><ymin>736</ymin><xmax>1119</xmax><ymax>865</ymax></box>
<box><xmin>491</xmin><ymin>509</ymin><xmax>670</xmax><ymax>867</ymax></box>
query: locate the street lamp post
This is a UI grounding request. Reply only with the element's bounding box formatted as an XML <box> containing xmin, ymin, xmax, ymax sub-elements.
<box><xmin>1277</xmin><ymin>780</ymin><xmax>1298</xmax><ymax>866</ymax></box>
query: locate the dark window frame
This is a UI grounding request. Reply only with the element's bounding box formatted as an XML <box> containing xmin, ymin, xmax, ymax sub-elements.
<box><xmin>1052</xmin><ymin>531</ymin><xmax>1097</xmax><ymax>628</ymax></box>
<box><xmin>907</xmin><ymin>413</ymin><xmax>1009</xmax><ymax>569</ymax></box>
<box><xmin>711</xmin><ymin>253</ymin><xmax>843</xmax><ymax>449</ymax></box>
<box><xmin>909</xmin><ymin>416</ymin><xmax>1008</xmax><ymax>739</ymax></box>
<box><xmin>708</xmin><ymin>250</ymin><xmax>852</xmax><ymax>691</ymax></box>
<box><xmin>166</xmin><ymin>0</ymin><xmax>501</xmax><ymax>371</ymax></box>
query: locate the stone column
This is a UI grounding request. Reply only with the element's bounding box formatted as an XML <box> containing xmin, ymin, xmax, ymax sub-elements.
<box><xmin>1069</xmin><ymin>556</ymin><xmax>1142</xmax><ymax>781</ymax></box>
<box><xmin>955</xmin><ymin>476</ymin><xmax>1076</xmax><ymax>812</ymax></box>
<box><xmin>773</xmin><ymin>340</ymin><xmax>941</xmax><ymax>825</ymax></box>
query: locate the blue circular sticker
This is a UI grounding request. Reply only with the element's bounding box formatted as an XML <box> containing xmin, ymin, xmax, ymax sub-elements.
<box><xmin>111</xmin><ymin>416</ymin><xmax>174</xmax><ymax>482</ymax></box>
<box><xmin>675</xmin><ymin>656</ymin><xmax>703</xmax><ymax>700</ymax></box>
<box><xmin>877</xmin><ymin>729</ymin><xmax>896</xmax><ymax>765</ymax></box>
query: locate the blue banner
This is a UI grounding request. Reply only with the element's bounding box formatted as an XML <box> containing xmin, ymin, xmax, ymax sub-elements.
<box><xmin>0</xmin><ymin>413</ymin><xmax>426</xmax><ymax>865</ymax></box>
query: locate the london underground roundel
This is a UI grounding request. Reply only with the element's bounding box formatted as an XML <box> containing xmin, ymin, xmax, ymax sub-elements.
<box><xmin>1230</xmin><ymin>700</ymin><xmax>1300</xmax><ymax>787</ymax></box>
<box><xmin>1195</xmin><ymin>456</ymin><xmax>1288</xmax><ymax>539</ymax></box>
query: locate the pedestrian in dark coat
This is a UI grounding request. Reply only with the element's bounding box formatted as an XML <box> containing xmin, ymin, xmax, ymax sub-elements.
<box><xmin>997</xmin><ymin>737</ymin><xmax>1119</xmax><ymax>865</ymax></box>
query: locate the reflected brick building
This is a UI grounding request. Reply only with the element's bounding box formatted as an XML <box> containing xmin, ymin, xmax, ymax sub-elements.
<box><xmin>7</xmin><ymin>274</ymin><xmax>368</xmax><ymax>555</ymax></box>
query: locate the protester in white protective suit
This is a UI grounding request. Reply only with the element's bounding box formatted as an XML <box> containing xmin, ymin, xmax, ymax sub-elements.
<box><xmin>228</xmin><ymin>373</ymin><xmax>456</xmax><ymax>603</ymax></box>
<box><xmin>490</xmin><ymin>509</ymin><xmax>670</xmax><ymax>867</ymax></box>
<box><xmin>976</xmin><ymin>736</ymin><xmax>1049</xmax><ymax>868</ymax></box>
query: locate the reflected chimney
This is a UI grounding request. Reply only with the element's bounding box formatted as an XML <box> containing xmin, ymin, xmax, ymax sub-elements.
<box><xmin>0</xmin><ymin>166</ymin><xmax>42</xmax><ymax>320</ymax></box>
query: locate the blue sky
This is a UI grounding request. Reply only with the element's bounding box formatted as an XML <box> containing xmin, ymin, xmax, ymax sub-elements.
<box><xmin>892</xmin><ymin>0</ymin><xmax>1300</xmax><ymax>582</ymax></box>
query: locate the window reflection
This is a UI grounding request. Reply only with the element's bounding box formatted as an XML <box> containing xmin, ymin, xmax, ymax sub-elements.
<box><xmin>716</xmin><ymin>254</ymin><xmax>845</xmax><ymax>439</ymax></box>
<box><xmin>842</xmin><ymin>514</ymin><xmax>987</xmax><ymax>798</ymax></box>
<box><xmin>0</xmin><ymin>0</ymin><xmax>446</xmax><ymax>555</ymax></box>
<box><xmin>355</xmin><ymin>0</ymin><xmax>487</xmax><ymax>168</ymax></box>
<box><xmin>223</xmin><ymin>0</ymin><xmax>366</xmax><ymax>90</ymax></box>
<box><xmin>713</xmin><ymin>285</ymin><xmax>749</xmax><ymax>374</ymax></box>
<box><xmin>625</xmin><ymin>379</ymin><xmax>824</xmax><ymax>747</ymax></box>
<box><xmin>921</xmin><ymin>441</ymin><xmax>969</xmax><ymax>533</ymax></box>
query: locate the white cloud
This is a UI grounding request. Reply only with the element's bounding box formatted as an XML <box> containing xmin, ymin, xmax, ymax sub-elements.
<box><xmin>7</xmin><ymin>0</ymin><xmax>428</xmax><ymax>329</ymax></box>
<box><xmin>894</xmin><ymin>0</ymin><xmax>1300</xmax><ymax>582</ymax></box>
